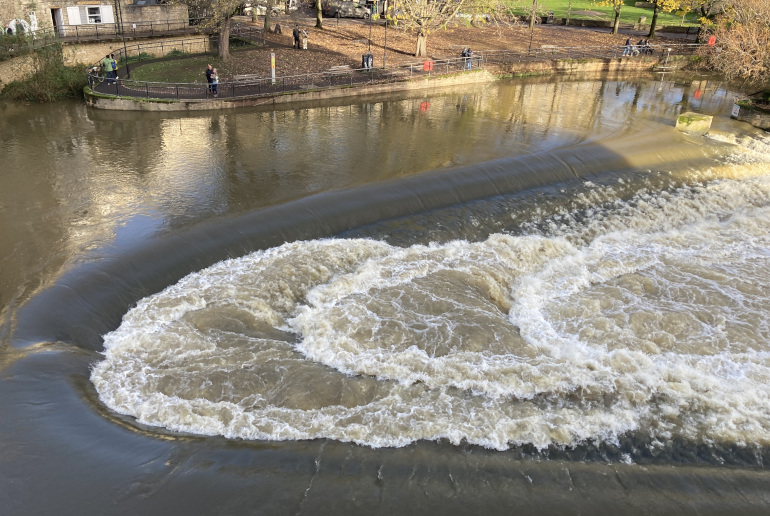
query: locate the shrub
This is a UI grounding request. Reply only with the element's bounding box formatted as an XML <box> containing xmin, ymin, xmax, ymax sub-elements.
<box><xmin>0</xmin><ymin>43</ymin><xmax>87</xmax><ymax>102</ymax></box>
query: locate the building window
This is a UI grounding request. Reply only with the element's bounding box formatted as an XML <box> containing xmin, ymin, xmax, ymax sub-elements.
<box><xmin>87</xmin><ymin>7</ymin><xmax>102</xmax><ymax>23</ymax></box>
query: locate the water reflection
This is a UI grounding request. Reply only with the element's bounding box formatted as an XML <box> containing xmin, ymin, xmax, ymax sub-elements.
<box><xmin>0</xmin><ymin>75</ymin><xmax>740</xmax><ymax>323</ymax></box>
<box><xmin>1</xmin><ymin>72</ymin><xmax>768</xmax><ymax>515</ymax></box>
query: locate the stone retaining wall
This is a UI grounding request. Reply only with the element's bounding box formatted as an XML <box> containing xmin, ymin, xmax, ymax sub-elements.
<box><xmin>0</xmin><ymin>34</ymin><xmax>209</xmax><ymax>89</ymax></box>
<box><xmin>84</xmin><ymin>57</ymin><xmax>670</xmax><ymax>112</ymax></box>
<box><xmin>0</xmin><ymin>54</ymin><xmax>35</xmax><ymax>90</ymax></box>
<box><xmin>732</xmin><ymin>104</ymin><xmax>770</xmax><ymax>131</ymax></box>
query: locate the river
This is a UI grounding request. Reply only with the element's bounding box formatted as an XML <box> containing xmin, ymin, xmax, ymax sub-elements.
<box><xmin>2</xmin><ymin>74</ymin><xmax>770</xmax><ymax>514</ymax></box>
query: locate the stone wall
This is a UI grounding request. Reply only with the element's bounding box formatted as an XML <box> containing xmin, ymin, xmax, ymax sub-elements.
<box><xmin>0</xmin><ymin>0</ymin><xmax>30</xmax><ymax>27</ymax></box>
<box><xmin>0</xmin><ymin>53</ymin><xmax>35</xmax><ymax>89</ymax></box>
<box><xmin>1</xmin><ymin>2</ymin><xmax>188</xmax><ymax>34</ymax></box>
<box><xmin>0</xmin><ymin>34</ymin><xmax>209</xmax><ymax>89</ymax></box>
<box><xmin>66</xmin><ymin>34</ymin><xmax>209</xmax><ymax>65</ymax></box>
<box><xmin>122</xmin><ymin>5</ymin><xmax>189</xmax><ymax>25</ymax></box>
<box><xmin>733</xmin><ymin>104</ymin><xmax>770</xmax><ymax>131</ymax></box>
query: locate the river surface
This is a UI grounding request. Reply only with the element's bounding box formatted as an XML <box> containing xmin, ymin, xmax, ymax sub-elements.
<box><xmin>2</xmin><ymin>74</ymin><xmax>770</xmax><ymax>515</ymax></box>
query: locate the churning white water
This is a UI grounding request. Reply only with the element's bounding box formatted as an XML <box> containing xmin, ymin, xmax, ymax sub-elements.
<box><xmin>91</xmin><ymin>134</ymin><xmax>770</xmax><ymax>453</ymax></box>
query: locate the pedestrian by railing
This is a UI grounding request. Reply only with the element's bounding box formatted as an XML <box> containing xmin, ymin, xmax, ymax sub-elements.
<box><xmin>86</xmin><ymin>43</ymin><xmax>703</xmax><ymax>102</ymax></box>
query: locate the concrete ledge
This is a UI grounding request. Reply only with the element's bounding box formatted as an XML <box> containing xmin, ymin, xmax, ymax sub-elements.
<box><xmin>676</xmin><ymin>112</ymin><xmax>713</xmax><ymax>135</ymax></box>
<box><xmin>83</xmin><ymin>56</ymin><xmax>673</xmax><ymax>112</ymax></box>
<box><xmin>731</xmin><ymin>103</ymin><xmax>770</xmax><ymax>131</ymax></box>
<box><xmin>84</xmin><ymin>71</ymin><xmax>495</xmax><ymax>111</ymax></box>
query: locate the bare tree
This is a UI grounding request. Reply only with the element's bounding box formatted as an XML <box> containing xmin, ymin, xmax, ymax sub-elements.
<box><xmin>394</xmin><ymin>0</ymin><xmax>505</xmax><ymax>57</ymax></box>
<box><xmin>700</xmin><ymin>0</ymin><xmax>770</xmax><ymax>83</ymax></box>
<box><xmin>316</xmin><ymin>0</ymin><xmax>324</xmax><ymax>29</ymax></box>
<box><xmin>173</xmin><ymin>0</ymin><xmax>241</xmax><ymax>60</ymax></box>
<box><xmin>594</xmin><ymin>0</ymin><xmax>624</xmax><ymax>34</ymax></box>
<box><xmin>262</xmin><ymin>0</ymin><xmax>276</xmax><ymax>32</ymax></box>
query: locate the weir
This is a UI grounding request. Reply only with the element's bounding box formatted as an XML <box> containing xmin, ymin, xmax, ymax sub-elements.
<box><xmin>13</xmin><ymin>130</ymin><xmax>729</xmax><ymax>351</ymax></box>
<box><xmin>3</xmin><ymin>75</ymin><xmax>770</xmax><ymax>516</ymax></box>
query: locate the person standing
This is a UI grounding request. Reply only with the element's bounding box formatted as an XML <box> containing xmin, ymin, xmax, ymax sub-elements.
<box><xmin>110</xmin><ymin>54</ymin><xmax>118</xmax><ymax>81</ymax></box>
<box><xmin>205</xmin><ymin>64</ymin><xmax>214</xmax><ymax>95</ymax></box>
<box><xmin>293</xmin><ymin>25</ymin><xmax>300</xmax><ymax>49</ymax></box>
<box><xmin>211</xmin><ymin>68</ymin><xmax>219</xmax><ymax>97</ymax></box>
<box><xmin>301</xmin><ymin>29</ymin><xmax>308</xmax><ymax>50</ymax></box>
<box><xmin>102</xmin><ymin>54</ymin><xmax>114</xmax><ymax>84</ymax></box>
<box><xmin>622</xmin><ymin>38</ymin><xmax>632</xmax><ymax>56</ymax></box>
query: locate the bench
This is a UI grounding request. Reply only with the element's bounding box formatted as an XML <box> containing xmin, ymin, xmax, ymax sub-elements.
<box><xmin>540</xmin><ymin>44</ymin><xmax>558</xmax><ymax>54</ymax></box>
<box><xmin>233</xmin><ymin>74</ymin><xmax>261</xmax><ymax>82</ymax></box>
<box><xmin>328</xmin><ymin>65</ymin><xmax>352</xmax><ymax>74</ymax></box>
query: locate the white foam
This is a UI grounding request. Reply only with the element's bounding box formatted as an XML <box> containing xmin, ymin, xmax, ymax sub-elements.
<box><xmin>92</xmin><ymin>155</ymin><xmax>770</xmax><ymax>451</ymax></box>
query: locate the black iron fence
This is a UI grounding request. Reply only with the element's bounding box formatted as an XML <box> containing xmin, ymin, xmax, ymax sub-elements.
<box><xmin>87</xmin><ymin>43</ymin><xmax>703</xmax><ymax>102</ymax></box>
<box><xmin>40</xmin><ymin>18</ymin><xmax>212</xmax><ymax>42</ymax></box>
<box><xmin>87</xmin><ymin>28</ymin><xmax>264</xmax><ymax>77</ymax></box>
<box><xmin>1</xmin><ymin>18</ymin><xmax>215</xmax><ymax>62</ymax></box>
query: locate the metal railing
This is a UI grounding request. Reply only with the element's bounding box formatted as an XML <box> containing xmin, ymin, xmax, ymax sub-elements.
<box><xmin>87</xmin><ymin>43</ymin><xmax>703</xmax><ymax>102</ymax></box>
<box><xmin>88</xmin><ymin>54</ymin><xmax>484</xmax><ymax>100</ymax></box>
<box><xmin>1</xmin><ymin>18</ymin><xmax>215</xmax><ymax>61</ymax></box>
<box><xmin>86</xmin><ymin>28</ymin><xmax>264</xmax><ymax>79</ymax></box>
<box><xmin>477</xmin><ymin>43</ymin><xmax>701</xmax><ymax>64</ymax></box>
<box><xmin>3</xmin><ymin>18</ymin><xmax>212</xmax><ymax>43</ymax></box>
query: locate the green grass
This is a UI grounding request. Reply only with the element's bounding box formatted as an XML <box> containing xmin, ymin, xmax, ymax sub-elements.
<box><xmin>509</xmin><ymin>0</ymin><xmax>700</xmax><ymax>27</ymax></box>
<box><xmin>1</xmin><ymin>44</ymin><xmax>87</xmax><ymax>101</ymax></box>
<box><xmin>127</xmin><ymin>55</ymin><xmax>216</xmax><ymax>83</ymax></box>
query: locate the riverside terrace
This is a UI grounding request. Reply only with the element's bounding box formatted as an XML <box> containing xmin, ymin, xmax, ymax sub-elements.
<box><xmin>86</xmin><ymin>40</ymin><xmax>702</xmax><ymax>105</ymax></box>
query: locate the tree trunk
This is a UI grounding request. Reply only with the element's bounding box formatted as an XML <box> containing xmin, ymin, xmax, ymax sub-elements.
<box><xmin>648</xmin><ymin>2</ymin><xmax>659</xmax><ymax>38</ymax></box>
<box><xmin>612</xmin><ymin>8</ymin><xmax>621</xmax><ymax>35</ymax></box>
<box><xmin>264</xmin><ymin>3</ymin><xmax>273</xmax><ymax>32</ymax></box>
<box><xmin>316</xmin><ymin>0</ymin><xmax>324</xmax><ymax>28</ymax></box>
<box><xmin>529</xmin><ymin>0</ymin><xmax>537</xmax><ymax>30</ymax></box>
<box><xmin>218</xmin><ymin>16</ymin><xmax>231</xmax><ymax>60</ymax></box>
<box><xmin>415</xmin><ymin>30</ymin><xmax>427</xmax><ymax>57</ymax></box>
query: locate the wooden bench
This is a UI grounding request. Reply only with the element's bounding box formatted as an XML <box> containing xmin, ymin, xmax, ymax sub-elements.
<box><xmin>540</xmin><ymin>44</ymin><xmax>558</xmax><ymax>54</ymax></box>
<box><xmin>233</xmin><ymin>74</ymin><xmax>262</xmax><ymax>83</ymax></box>
<box><xmin>328</xmin><ymin>65</ymin><xmax>352</xmax><ymax>74</ymax></box>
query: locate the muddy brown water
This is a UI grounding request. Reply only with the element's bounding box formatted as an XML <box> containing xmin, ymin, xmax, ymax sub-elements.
<box><xmin>2</xmin><ymin>74</ymin><xmax>770</xmax><ymax>515</ymax></box>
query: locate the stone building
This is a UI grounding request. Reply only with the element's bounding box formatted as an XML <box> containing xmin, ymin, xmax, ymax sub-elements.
<box><xmin>1</xmin><ymin>1</ymin><xmax>188</xmax><ymax>36</ymax></box>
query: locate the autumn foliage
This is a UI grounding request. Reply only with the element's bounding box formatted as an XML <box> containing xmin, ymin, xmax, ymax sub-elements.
<box><xmin>700</xmin><ymin>0</ymin><xmax>770</xmax><ymax>84</ymax></box>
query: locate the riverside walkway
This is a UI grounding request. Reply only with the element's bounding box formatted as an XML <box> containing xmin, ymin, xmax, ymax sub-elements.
<box><xmin>88</xmin><ymin>40</ymin><xmax>701</xmax><ymax>103</ymax></box>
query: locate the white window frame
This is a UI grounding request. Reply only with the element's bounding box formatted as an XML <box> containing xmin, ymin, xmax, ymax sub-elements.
<box><xmin>87</xmin><ymin>6</ymin><xmax>102</xmax><ymax>23</ymax></box>
<box><xmin>74</xmin><ymin>5</ymin><xmax>115</xmax><ymax>25</ymax></box>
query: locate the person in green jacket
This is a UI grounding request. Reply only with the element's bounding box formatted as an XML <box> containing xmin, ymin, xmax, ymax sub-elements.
<box><xmin>101</xmin><ymin>54</ymin><xmax>114</xmax><ymax>84</ymax></box>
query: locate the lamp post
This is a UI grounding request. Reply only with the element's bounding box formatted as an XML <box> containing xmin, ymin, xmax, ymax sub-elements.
<box><xmin>383</xmin><ymin>2</ymin><xmax>388</xmax><ymax>68</ymax></box>
<box><xmin>115</xmin><ymin>0</ymin><xmax>130</xmax><ymax>78</ymax></box>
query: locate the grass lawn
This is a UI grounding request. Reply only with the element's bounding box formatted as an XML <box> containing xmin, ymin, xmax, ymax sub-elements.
<box><xmin>508</xmin><ymin>0</ymin><xmax>699</xmax><ymax>27</ymax></box>
<box><xmin>128</xmin><ymin>55</ymin><xmax>219</xmax><ymax>83</ymax></box>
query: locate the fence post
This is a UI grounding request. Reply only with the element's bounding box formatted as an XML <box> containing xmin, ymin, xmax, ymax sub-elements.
<box><xmin>176</xmin><ymin>85</ymin><xmax>179</xmax><ymax>99</ymax></box>
<box><xmin>146</xmin><ymin>83</ymin><xmax>149</xmax><ymax>98</ymax></box>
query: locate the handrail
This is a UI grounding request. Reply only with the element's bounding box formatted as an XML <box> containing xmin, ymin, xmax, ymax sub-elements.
<box><xmin>4</xmin><ymin>18</ymin><xmax>213</xmax><ymax>42</ymax></box>
<box><xmin>87</xmin><ymin>28</ymin><xmax>265</xmax><ymax>71</ymax></box>
<box><xmin>86</xmin><ymin>43</ymin><xmax>704</xmax><ymax>102</ymax></box>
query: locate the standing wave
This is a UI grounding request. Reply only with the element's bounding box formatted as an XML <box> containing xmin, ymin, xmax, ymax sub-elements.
<box><xmin>91</xmin><ymin>162</ymin><xmax>770</xmax><ymax>454</ymax></box>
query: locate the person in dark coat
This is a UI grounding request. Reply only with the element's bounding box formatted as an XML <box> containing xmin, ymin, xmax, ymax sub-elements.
<box><xmin>293</xmin><ymin>25</ymin><xmax>300</xmax><ymax>49</ymax></box>
<box><xmin>205</xmin><ymin>64</ymin><xmax>214</xmax><ymax>94</ymax></box>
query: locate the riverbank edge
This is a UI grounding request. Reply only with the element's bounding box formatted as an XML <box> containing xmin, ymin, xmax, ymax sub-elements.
<box><xmin>84</xmin><ymin>55</ymin><xmax>686</xmax><ymax>112</ymax></box>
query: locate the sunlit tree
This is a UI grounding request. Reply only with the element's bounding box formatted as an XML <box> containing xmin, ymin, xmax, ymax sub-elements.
<box><xmin>594</xmin><ymin>0</ymin><xmax>624</xmax><ymax>35</ymax></box>
<box><xmin>647</xmin><ymin>0</ymin><xmax>691</xmax><ymax>38</ymax></box>
<box><xmin>174</xmin><ymin>0</ymin><xmax>241</xmax><ymax>60</ymax></box>
<box><xmin>394</xmin><ymin>0</ymin><xmax>507</xmax><ymax>57</ymax></box>
<box><xmin>700</xmin><ymin>0</ymin><xmax>770</xmax><ymax>83</ymax></box>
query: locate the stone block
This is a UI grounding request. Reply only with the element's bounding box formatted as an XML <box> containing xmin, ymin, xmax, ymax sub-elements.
<box><xmin>675</xmin><ymin>112</ymin><xmax>712</xmax><ymax>135</ymax></box>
